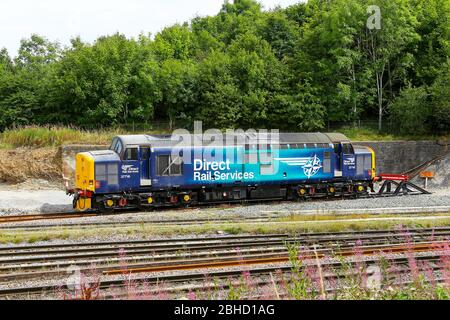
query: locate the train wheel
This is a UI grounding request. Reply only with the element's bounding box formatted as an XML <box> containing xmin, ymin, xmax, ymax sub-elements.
<box><xmin>98</xmin><ymin>200</ymin><xmax>115</xmax><ymax>214</ymax></box>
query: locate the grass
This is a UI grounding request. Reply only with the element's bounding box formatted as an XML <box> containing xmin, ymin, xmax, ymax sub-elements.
<box><xmin>1</xmin><ymin>213</ymin><xmax>450</xmax><ymax>244</ymax></box>
<box><xmin>0</xmin><ymin>125</ymin><xmax>167</xmax><ymax>148</ymax></box>
<box><xmin>0</xmin><ymin>125</ymin><xmax>448</xmax><ymax>149</ymax></box>
<box><xmin>0</xmin><ymin>126</ymin><xmax>114</xmax><ymax>148</ymax></box>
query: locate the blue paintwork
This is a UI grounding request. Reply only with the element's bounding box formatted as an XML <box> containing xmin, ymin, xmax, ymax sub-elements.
<box><xmin>342</xmin><ymin>153</ymin><xmax>356</xmax><ymax>178</ymax></box>
<box><xmin>120</xmin><ymin>160</ymin><xmax>141</xmax><ymax>191</ymax></box>
<box><xmin>149</xmin><ymin>146</ymin><xmax>336</xmax><ymax>189</ymax></box>
<box><xmin>86</xmin><ymin>144</ymin><xmax>373</xmax><ymax>195</ymax></box>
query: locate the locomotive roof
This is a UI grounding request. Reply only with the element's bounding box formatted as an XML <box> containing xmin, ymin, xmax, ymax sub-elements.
<box><xmin>115</xmin><ymin>132</ymin><xmax>350</xmax><ymax>148</ymax></box>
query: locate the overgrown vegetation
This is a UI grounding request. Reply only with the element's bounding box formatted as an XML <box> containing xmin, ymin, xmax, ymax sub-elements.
<box><xmin>0</xmin><ymin>126</ymin><xmax>112</xmax><ymax>148</ymax></box>
<box><xmin>0</xmin><ymin>0</ymin><xmax>448</xmax><ymax>135</ymax></box>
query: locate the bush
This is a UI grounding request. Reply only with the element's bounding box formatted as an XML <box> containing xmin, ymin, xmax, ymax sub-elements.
<box><xmin>389</xmin><ymin>87</ymin><xmax>430</xmax><ymax>135</ymax></box>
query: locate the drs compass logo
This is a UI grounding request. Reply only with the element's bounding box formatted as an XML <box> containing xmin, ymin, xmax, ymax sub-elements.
<box><xmin>303</xmin><ymin>155</ymin><xmax>322</xmax><ymax>179</ymax></box>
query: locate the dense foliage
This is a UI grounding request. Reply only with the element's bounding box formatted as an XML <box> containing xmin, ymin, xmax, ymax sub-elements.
<box><xmin>0</xmin><ymin>0</ymin><xmax>448</xmax><ymax>134</ymax></box>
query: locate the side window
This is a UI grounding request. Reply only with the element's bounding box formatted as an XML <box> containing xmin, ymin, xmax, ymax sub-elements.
<box><xmin>343</xmin><ymin>144</ymin><xmax>354</xmax><ymax>154</ymax></box>
<box><xmin>260</xmin><ymin>163</ymin><xmax>275</xmax><ymax>175</ymax></box>
<box><xmin>141</xmin><ymin>147</ymin><xmax>150</xmax><ymax>160</ymax></box>
<box><xmin>95</xmin><ymin>164</ymin><xmax>107</xmax><ymax>181</ymax></box>
<box><xmin>170</xmin><ymin>156</ymin><xmax>183</xmax><ymax>176</ymax></box>
<box><xmin>107</xmin><ymin>164</ymin><xmax>119</xmax><ymax>185</ymax></box>
<box><xmin>323</xmin><ymin>152</ymin><xmax>331</xmax><ymax>173</ymax></box>
<box><xmin>244</xmin><ymin>148</ymin><xmax>258</xmax><ymax>164</ymax></box>
<box><xmin>95</xmin><ymin>164</ymin><xmax>118</xmax><ymax>185</ymax></box>
<box><xmin>259</xmin><ymin>152</ymin><xmax>273</xmax><ymax>164</ymax></box>
<box><xmin>124</xmin><ymin>148</ymin><xmax>138</xmax><ymax>161</ymax></box>
<box><xmin>364</xmin><ymin>155</ymin><xmax>372</xmax><ymax>171</ymax></box>
<box><xmin>157</xmin><ymin>155</ymin><xmax>170</xmax><ymax>176</ymax></box>
<box><xmin>156</xmin><ymin>155</ymin><xmax>183</xmax><ymax>176</ymax></box>
<box><xmin>356</xmin><ymin>155</ymin><xmax>364</xmax><ymax>175</ymax></box>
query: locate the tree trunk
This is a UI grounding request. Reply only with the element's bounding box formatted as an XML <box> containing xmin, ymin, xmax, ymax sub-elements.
<box><xmin>169</xmin><ymin>114</ymin><xmax>174</xmax><ymax>131</ymax></box>
<box><xmin>376</xmin><ymin>72</ymin><xmax>383</xmax><ymax>131</ymax></box>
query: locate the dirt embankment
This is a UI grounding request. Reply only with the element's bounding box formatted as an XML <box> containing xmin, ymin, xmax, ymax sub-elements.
<box><xmin>0</xmin><ymin>148</ymin><xmax>62</xmax><ymax>184</ymax></box>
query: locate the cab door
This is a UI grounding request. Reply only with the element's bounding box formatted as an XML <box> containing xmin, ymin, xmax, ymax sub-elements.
<box><xmin>140</xmin><ymin>147</ymin><xmax>151</xmax><ymax>186</ymax></box>
<box><xmin>121</xmin><ymin>147</ymin><xmax>140</xmax><ymax>190</ymax></box>
<box><xmin>334</xmin><ymin>143</ymin><xmax>343</xmax><ymax>177</ymax></box>
<box><xmin>342</xmin><ymin>143</ymin><xmax>356</xmax><ymax>178</ymax></box>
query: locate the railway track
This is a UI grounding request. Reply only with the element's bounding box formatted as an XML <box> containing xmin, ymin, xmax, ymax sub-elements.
<box><xmin>1</xmin><ymin>206</ymin><xmax>449</xmax><ymax>231</ymax></box>
<box><xmin>0</xmin><ymin>214</ymin><xmax>280</xmax><ymax>230</ymax></box>
<box><xmin>0</xmin><ymin>212</ymin><xmax>97</xmax><ymax>224</ymax></box>
<box><xmin>0</xmin><ymin>251</ymin><xmax>446</xmax><ymax>299</ymax></box>
<box><xmin>0</xmin><ymin>228</ymin><xmax>447</xmax><ymax>264</ymax></box>
<box><xmin>0</xmin><ymin>229</ymin><xmax>448</xmax><ymax>298</ymax></box>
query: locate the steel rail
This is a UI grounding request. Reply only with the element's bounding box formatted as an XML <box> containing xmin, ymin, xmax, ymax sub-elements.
<box><xmin>0</xmin><ymin>212</ymin><xmax>98</xmax><ymax>224</ymax></box>
<box><xmin>2</xmin><ymin>209</ymin><xmax>450</xmax><ymax>231</ymax></box>
<box><xmin>0</xmin><ymin>227</ymin><xmax>447</xmax><ymax>254</ymax></box>
<box><xmin>0</xmin><ymin>252</ymin><xmax>444</xmax><ymax>298</ymax></box>
<box><xmin>0</xmin><ymin>230</ymin><xmax>448</xmax><ymax>266</ymax></box>
<box><xmin>1</xmin><ymin>240</ymin><xmax>447</xmax><ymax>283</ymax></box>
<box><xmin>1</xmin><ymin>237</ymin><xmax>447</xmax><ymax>279</ymax></box>
<box><xmin>0</xmin><ymin>215</ymin><xmax>279</xmax><ymax>229</ymax></box>
<box><xmin>102</xmin><ymin>241</ymin><xmax>449</xmax><ymax>275</ymax></box>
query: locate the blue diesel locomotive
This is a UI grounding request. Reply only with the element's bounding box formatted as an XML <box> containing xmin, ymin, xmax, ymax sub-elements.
<box><xmin>73</xmin><ymin>132</ymin><xmax>376</xmax><ymax>212</ymax></box>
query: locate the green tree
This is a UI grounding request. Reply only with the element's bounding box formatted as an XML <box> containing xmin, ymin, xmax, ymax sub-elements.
<box><xmin>50</xmin><ymin>34</ymin><xmax>158</xmax><ymax>126</ymax></box>
<box><xmin>155</xmin><ymin>59</ymin><xmax>197</xmax><ymax>129</ymax></box>
<box><xmin>361</xmin><ymin>0</ymin><xmax>420</xmax><ymax>131</ymax></box>
<box><xmin>389</xmin><ymin>86</ymin><xmax>429</xmax><ymax>134</ymax></box>
<box><xmin>429</xmin><ymin>65</ymin><xmax>450</xmax><ymax>133</ymax></box>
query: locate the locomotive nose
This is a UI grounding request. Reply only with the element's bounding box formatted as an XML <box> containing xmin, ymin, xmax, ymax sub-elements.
<box><xmin>74</xmin><ymin>152</ymin><xmax>95</xmax><ymax>211</ymax></box>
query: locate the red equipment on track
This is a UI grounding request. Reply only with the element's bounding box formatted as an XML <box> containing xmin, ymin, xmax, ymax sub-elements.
<box><xmin>374</xmin><ymin>173</ymin><xmax>430</xmax><ymax>196</ymax></box>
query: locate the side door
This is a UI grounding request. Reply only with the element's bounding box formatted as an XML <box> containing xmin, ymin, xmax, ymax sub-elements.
<box><xmin>140</xmin><ymin>147</ymin><xmax>151</xmax><ymax>186</ymax></box>
<box><xmin>334</xmin><ymin>143</ymin><xmax>343</xmax><ymax>177</ymax></box>
<box><xmin>342</xmin><ymin>143</ymin><xmax>356</xmax><ymax>178</ymax></box>
<box><xmin>120</xmin><ymin>147</ymin><xmax>140</xmax><ymax>191</ymax></box>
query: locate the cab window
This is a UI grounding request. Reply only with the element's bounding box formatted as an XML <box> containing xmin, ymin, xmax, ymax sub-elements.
<box><xmin>342</xmin><ymin>144</ymin><xmax>354</xmax><ymax>154</ymax></box>
<box><xmin>124</xmin><ymin>148</ymin><xmax>138</xmax><ymax>161</ymax></box>
<box><xmin>110</xmin><ymin>138</ymin><xmax>118</xmax><ymax>151</ymax></box>
<box><xmin>114</xmin><ymin>140</ymin><xmax>123</xmax><ymax>155</ymax></box>
<box><xmin>141</xmin><ymin>147</ymin><xmax>150</xmax><ymax>160</ymax></box>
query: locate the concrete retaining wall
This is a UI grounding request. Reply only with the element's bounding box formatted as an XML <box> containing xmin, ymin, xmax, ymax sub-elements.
<box><xmin>356</xmin><ymin>140</ymin><xmax>449</xmax><ymax>174</ymax></box>
<box><xmin>61</xmin><ymin>140</ymin><xmax>449</xmax><ymax>187</ymax></box>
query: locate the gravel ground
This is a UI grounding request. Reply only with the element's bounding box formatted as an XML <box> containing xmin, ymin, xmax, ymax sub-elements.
<box><xmin>0</xmin><ymin>192</ymin><xmax>449</xmax><ymax>229</ymax></box>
